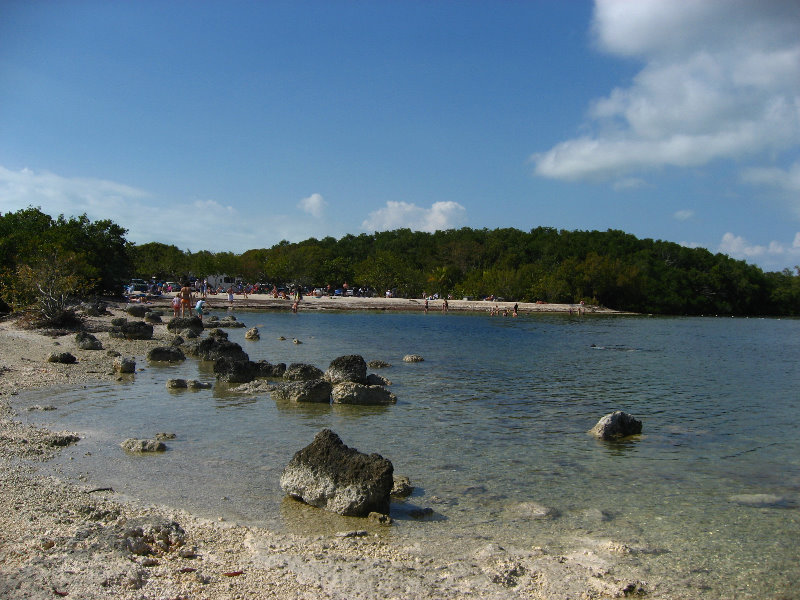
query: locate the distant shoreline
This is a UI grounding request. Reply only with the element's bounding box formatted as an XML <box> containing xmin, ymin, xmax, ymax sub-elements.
<box><xmin>142</xmin><ymin>293</ymin><xmax>628</xmax><ymax>315</ymax></box>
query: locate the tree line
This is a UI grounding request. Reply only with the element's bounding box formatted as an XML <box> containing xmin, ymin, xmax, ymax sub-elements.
<box><xmin>2</xmin><ymin>207</ymin><xmax>799</xmax><ymax>317</ymax></box>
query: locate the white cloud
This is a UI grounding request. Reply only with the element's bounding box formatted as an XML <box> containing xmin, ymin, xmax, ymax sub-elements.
<box><xmin>532</xmin><ymin>0</ymin><xmax>800</xmax><ymax>181</ymax></box>
<box><xmin>742</xmin><ymin>160</ymin><xmax>800</xmax><ymax>195</ymax></box>
<box><xmin>718</xmin><ymin>232</ymin><xmax>800</xmax><ymax>265</ymax></box>
<box><xmin>673</xmin><ymin>209</ymin><xmax>694</xmax><ymax>221</ymax></box>
<box><xmin>297</xmin><ymin>192</ymin><xmax>327</xmax><ymax>218</ymax></box>
<box><xmin>362</xmin><ymin>200</ymin><xmax>466</xmax><ymax>232</ymax></box>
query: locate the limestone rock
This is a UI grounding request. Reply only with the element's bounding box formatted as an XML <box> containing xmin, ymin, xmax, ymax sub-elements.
<box><xmin>325</xmin><ymin>355</ymin><xmax>367</xmax><ymax>385</ymax></box>
<box><xmin>271</xmin><ymin>379</ymin><xmax>332</xmax><ymax>403</ymax></box>
<box><xmin>284</xmin><ymin>363</ymin><xmax>325</xmax><ymax>381</ymax></box>
<box><xmin>403</xmin><ymin>354</ymin><xmax>424</xmax><ymax>363</ymax></box>
<box><xmin>280</xmin><ymin>429</ymin><xmax>393</xmax><ymax>517</ymax></box>
<box><xmin>126</xmin><ymin>304</ymin><xmax>148</xmax><ymax>318</ymax></box>
<box><xmin>110</xmin><ymin>321</ymin><xmax>153</xmax><ymax>340</ymax></box>
<box><xmin>147</xmin><ymin>346</ymin><xmax>186</xmax><ymax>363</ymax></box>
<box><xmin>589</xmin><ymin>411</ymin><xmax>643</xmax><ymax>440</ymax></box>
<box><xmin>331</xmin><ymin>382</ymin><xmax>397</xmax><ymax>405</ymax></box>
<box><xmin>367</xmin><ymin>360</ymin><xmax>391</xmax><ymax>369</ymax></box>
<box><xmin>75</xmin><ymin>331</ymin><xmax>103</xmax><ymax>350</ymax></box>
<box><xmin>213</xmin><ymin>357</ymin><xmax>256</xmax><ymax>383</ymax></box>
<box><xmin>166</xmin><ymin>316</ymin><xmax>204</xmax><ymax>335</ymax></box>
<box><xmin>48</xmin><ymin>352</ymin><xmax>77</xmax><ymax>364</ymax></box>
<box><xmin>121</xmin><ymin>438</ymin><xmax>166</xmax><ymax>453</ymax></box>
<box><xmin>244</xmin><ymin>327</ymin><xmax>260</xmax><ymax>340</ymax></box>
<box><xmin>366</xmin><ymin>373</ymin><xmax>391</xmax><ymax>386</ymax></box>
<box><xmin>114</xmin><ymin>356</ymin><xmax>136</xmax><ymax>374</ymax></box>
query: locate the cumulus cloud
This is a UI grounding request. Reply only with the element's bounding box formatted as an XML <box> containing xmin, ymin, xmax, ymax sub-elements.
<box><xmin>297</xmin><ymin>192</ymin><xmax>327</xmax><ymax>218</ymax></box>
<box><xmin>362</xmin><ymin>200</ymin><xmax>466</xmax><ymax>232</ymax></box>
<box><xmin>0</xmin><ymin>165</ymin><xmax>258</xmax><ymax>252</ymax></box>
<box><xmin>742</xmin><ymin>161</ymin><xmax>800</xmax><ymax>193</ymax></box>
<box><xmin>532</xmin><ymin>0</ymin><xmax>800</xmax><ymax>182</ymax></box>
<box><xmin>718</xmin><ymin>231</ymin><xmax>800</xmax><ymax>265</ymax></box>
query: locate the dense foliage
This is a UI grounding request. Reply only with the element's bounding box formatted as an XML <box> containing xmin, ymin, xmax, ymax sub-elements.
<box><xmin>130</xmin><ymin>227</ymin><xmax>800</xmax><ymax>316</ymax></box>
<box><xmin>0</xmin><ymin>207</ymin><xmax>130</xmax><ymax>319</ymax></box>
<box><xmin>2</xmin><ymin>207</ymin><xmax>799</xmax><ymax>316</ymax></box>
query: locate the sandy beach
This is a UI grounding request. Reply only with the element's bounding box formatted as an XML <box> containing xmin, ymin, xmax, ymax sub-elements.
<box><xmin>0</xmin><ymin>299</ymin><xmax>649</xmax><ymax>600</ymax></box>
<box><xmin>152</xmin><ymin>293</ymin><xmax>621</xmax><ymax>315</ymax></box>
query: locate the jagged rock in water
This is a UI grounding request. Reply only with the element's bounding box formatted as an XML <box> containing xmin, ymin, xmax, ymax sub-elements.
<box><xmin>588</xmin><ymin>411</ymin><xmax>642</xmax><ymax>440</ymax></box>
<box><xmin>121</xmin><ymin>438</ymin><xmax>166</xmax><ymax>453</ymax></box>
<box><xmin>403</xmin><ymin>354</ymin><xmax>424</xmax><ymax>363</ymax></box>
<box><xmin>114</xmin><ymin>356</ymin><xmax>136</xmax><ymax>374</ymax></box>
<box><xmin>325</xmin><ymin>354</ymin><xmax>368</xmax><ymax>385</ymax></box>
<box><xmin>271</xmin><ymin>379</ymin><xmax>333</xmax><ymax>403</ymax></box>
<box><xmin>244</xmin><ymin>327</ymin><xmax>260</xmax><ymax>340</ymax></box>
<box><xmin>147</xmin><ymin>346</ymin><xmax>186</xmax><ymax>363</ymax></box>
<box><xmin>254</xmin><ymin>360</ymin><xmax>286</xmax><ymax>378</ymax></box>
<box><xmin>366</xmin><ymin>373</ymin><xmax>391</xmax><ymax>386</ymax></box>
<box><xmin>331</xmin><ymin>382</ymin><xmax>397</xmax><ymax>405</ymax></box>
<box><xmin>213</xmin><ymin>356</ymin><xmax>257</xmax><ymax>383</ymax></box>
<box><xmin>166</xmin><ymin>316</ymin><xmax>204</xmax><ymax>335</ymax></box>
<box><xmin>284</xmin><ymin>363</ymin><xmax>325</xmax><ymax>381</ymax></box>
<box><xmin>280</xmin><ymin>429</ymin><xmax>393</xmax><ymax>517</ymax></box>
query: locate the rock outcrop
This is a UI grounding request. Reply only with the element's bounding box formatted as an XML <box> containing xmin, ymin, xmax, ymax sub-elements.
<box><xmin>75</xmin><ymin>331</ymin><xmax>103</xmax><ymax>350</ymax></box>
<box><xmin>121</xmin><ymin>438</ymin><xmax>166</xmax><ymax>453</ymax></box>
<box><xmin>166</xmin><ymin>316</ymin><xmax>204</xmax><ymax>336</ymax></box>
<box><xmin>331</xmin><ymin>382</ymin><xmax>397</xmax><ymax>405</ymax></box>
<box><xmin>284</xmin><ymin>363</ymin><xmax>325</xmax><ymax>381</ymax></box>
<box><xmin>146</xmin><ymin>346</ymin><xmax>186</xmax><ymax>363</ymax></box>
<box><xmin>271</xmin><ymin>379</ymin><xmax>333</xmax><ymax>403</ymax></box>
<box><xmin>325</xmin><ymin>355</ymin><xmax>367</xmax><ymax>385</ymax></box>
<box><xmin>588</xmin><ymin>411</ymin><xmax>642</xmax><ymax>440</ymax></box>
<box><xmin>110</xmin><ymin>321</ymin><xmax>153</xmax><ymax>340</ymax></box>
<box><xmin>280</xmin><ymin>429</ymin><xmax>394</xmax><ymax>517</ymax></box>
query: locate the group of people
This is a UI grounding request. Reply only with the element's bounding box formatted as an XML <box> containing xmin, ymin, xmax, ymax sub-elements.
<box><xmin>171</xmin><ymin>283</ymin><xmax>207</xmax><ymax>319</ymax></box>
<box><xmin>489</xmin><ymin>303</ymin><xmax>519</xmax><ymax>317</ymax></box>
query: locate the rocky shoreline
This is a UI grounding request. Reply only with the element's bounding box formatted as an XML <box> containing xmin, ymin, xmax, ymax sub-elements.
<box><xmin>0</xmin><ymin>302</ymin><xmax>652</xmax><ymax>599</ymax></box>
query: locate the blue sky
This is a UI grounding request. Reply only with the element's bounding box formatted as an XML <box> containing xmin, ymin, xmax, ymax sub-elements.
<box><xmin>1</xmin><ymin>0</ymin><xmax>798</xmax><ymax>272</ymax></box>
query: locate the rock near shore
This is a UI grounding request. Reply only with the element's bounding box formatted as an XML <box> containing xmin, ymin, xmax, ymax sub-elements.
<box><xmin>280</xmin><ymin>429</ymin><xmax>394</xmax><ymax>517</ymax></box>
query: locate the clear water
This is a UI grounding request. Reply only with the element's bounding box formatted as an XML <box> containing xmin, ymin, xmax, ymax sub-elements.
<box><xmin>18</xmin><ymin>311</ymin><xmax>800</xmax><ymax>598</ymax></box>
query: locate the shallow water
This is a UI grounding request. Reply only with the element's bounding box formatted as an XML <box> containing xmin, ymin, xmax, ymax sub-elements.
<box><xmin>19</xmin><ymin>311</ymin><xmax>800</xmax><ymax>598</ymax></box>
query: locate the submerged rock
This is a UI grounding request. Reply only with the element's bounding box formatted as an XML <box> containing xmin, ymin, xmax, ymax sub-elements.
<box><xmin>588</xmin><ymin>411</ymin><xmax>642</xmax><ymax>440</ymax></box>
<box><xmin>280</xmin><ymin>429</ymin><xmax>393</xmax><ymax>517</ymax></box>
<box><xmin>121</xmin><ymin>438</ymin><xmax>166</xmax><ymax>453</ymax></box>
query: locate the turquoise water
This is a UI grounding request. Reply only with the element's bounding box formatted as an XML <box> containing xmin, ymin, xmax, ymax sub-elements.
<box><xmin>19</xmin><ymin>311</ymin><xmax>800</xmax><ymax>598</ymax></box>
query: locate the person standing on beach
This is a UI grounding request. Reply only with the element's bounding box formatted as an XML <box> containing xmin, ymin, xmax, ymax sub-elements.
<box><xmin>442</xmin><ymin>298</ymin><xmax>448</xmax><ymax>313</ymax></box>
<box><xmin>424</xmin><ymin>298</ymin><xmax>429</xmax><ymax>314</ymax></box>
<box><xmin>179</xmin><ymin>283</ymin><xmax>193</xmax><ymax>317</ymax></box>
<box><xmin>171</xmin><ymin>294</ymin><xmax>181</xmax><ymax>318</ymax></box>
<box><xmin>227</xmin><ymin>286</ymin><xmax>234</xmax><ymax>306</ymax></box>
<box><xmin>195</xmin><ymin>299</ymin><xmax>206</xmax><ymax>320</ymax></box>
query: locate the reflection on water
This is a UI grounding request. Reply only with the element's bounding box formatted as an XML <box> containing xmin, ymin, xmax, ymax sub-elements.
<box><xmin>16</xmin><ymin>311</ymin><xmax>800</xmax><ymax>599</ymax></box>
